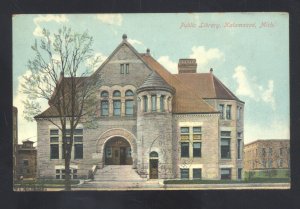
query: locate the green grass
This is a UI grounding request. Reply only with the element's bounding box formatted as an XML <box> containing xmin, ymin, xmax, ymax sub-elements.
<box><xmin>14</xmin><ymin>179</ymin><xmax>80</xmax><ymax>187</ymax></box>
<box><xmin>164</xmin><ymin>178</ymin><xmax>290</xmax><ymax>184</ymax></box>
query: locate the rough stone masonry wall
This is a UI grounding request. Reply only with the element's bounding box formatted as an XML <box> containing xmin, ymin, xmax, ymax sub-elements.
<box><xmin>137</xmin><ymin>112</ymin><xmax>174</xmax><ymax>179</ymax></box>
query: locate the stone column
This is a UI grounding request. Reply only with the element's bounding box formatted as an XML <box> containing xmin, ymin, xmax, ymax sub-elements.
<box><xmin>121</xmin><ymin>100</ymin><xmax>125</xmax><ymax>116</ymax></box>
<box><xmin>157</xmin><ymin>94</ymin><xmax>161</xmax><ymax>112</ymax></box>
<box><xmin>164</xmin><ymin>96</ymin><xmax>168</xmax><ymax>112</ymax></box>
<box><xmin>147</xmin><ymin>95</ymin><xmax>151</xmax><ymax>112</ymax></box>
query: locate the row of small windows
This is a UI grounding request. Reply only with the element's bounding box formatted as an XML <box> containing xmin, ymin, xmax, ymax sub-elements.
<box><xmin>219</xmin><ymin>104</ymin><xmax>243</xmax><ymax>120</ymax></box>
<box><xmin>56</xmin><ymin>169</ymin><xmax>78</xmax><ymax>179</ymax></box>
<box><xmin>120</xmin><ymin>64</ymin><xmax>129</xmax><ymax>74</ymax></box>
<box><xmin>143</xmin><ymin>95</ymin><xmax>166</xmax><ymax>112</ymax></box>
<box><xmin>101</xmin><ymin>90</ymin><xmax>134</xmax><ymax>98</ymax></box>
<box><xmin>180</xmin><ymin>168</ymin><xmax>242</xmax><ymax>180</ymax></box>
<box><xmin>50</xmin><ymin>129</ymin><xmax>83</xmax><ymax>160</ymax></box>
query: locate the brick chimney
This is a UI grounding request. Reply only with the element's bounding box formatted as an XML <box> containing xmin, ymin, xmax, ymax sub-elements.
<box><xmin>178</xmin><ymin>59</ymin><xmax>197</xmax><ymax>73</ymax></box>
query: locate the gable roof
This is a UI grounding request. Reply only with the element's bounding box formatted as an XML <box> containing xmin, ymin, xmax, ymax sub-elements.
<box><xmin>173</xmin><ymin>73</ymin><xmax>243</xmax><ymax>102</ymax></box>
<box><xmin>140</xmin><ymin>54</ymin><xmax>217</xmax><ymax>114</ymax></box>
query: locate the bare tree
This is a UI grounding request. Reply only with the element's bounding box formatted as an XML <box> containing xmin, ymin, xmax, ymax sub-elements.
<box><xmin>21</xmin><ymin>27</ymin><xmax>102</xmax><ymax>190</ymax></box>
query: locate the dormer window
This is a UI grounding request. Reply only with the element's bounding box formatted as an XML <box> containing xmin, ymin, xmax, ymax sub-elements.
<box><xmin>113</xmin><ymin>90</ymin><xmax>121</xmax><ymax>97</ymax></box>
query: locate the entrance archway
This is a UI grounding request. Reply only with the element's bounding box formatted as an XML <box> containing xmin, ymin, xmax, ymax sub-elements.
<box><xmin>104</xmin><ymin>137</ymin><xmax>132</xmax><ymax>165</ymax></box>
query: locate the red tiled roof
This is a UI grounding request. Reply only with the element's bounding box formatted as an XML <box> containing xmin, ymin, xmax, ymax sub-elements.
<box><xmin>141</xmin><ymin>55</ymin><xmax>217</xmax><ymax>114</ymax></box>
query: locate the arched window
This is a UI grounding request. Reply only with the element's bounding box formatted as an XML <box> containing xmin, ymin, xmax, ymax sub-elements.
<box><xmin>150</xmin><ymin>151</ymin><xmax>158</xmax><ymax>158</ymax></box>
<box><xmin>101</xmin><ymin>91</ymin><xmax>109</xmax><ymax>97</ymax></box>
<box><xmin>113</xmin><ymin>90</ymin><xmax>121</xmax><ymax>97</ymax></box>
<box><xmin>125</xmin><ymin>90</ymin><xmax>134</xmax><ymax>96</ymax></box>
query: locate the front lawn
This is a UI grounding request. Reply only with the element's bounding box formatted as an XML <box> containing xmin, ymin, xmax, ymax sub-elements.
<box><xmin>164</xmin><ymin>178</ymin><xmax>290</xmax><ymax>184</ymax></box>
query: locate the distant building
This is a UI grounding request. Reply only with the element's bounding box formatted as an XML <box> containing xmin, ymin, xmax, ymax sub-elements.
<box><xmin>13</xmin><ymin>106</ymin><xmax>18</xmax><ymax>181</ymax></box>
<box><xmin>244</xmin><ymin>139</ymin><xmax>290</xmax><ymax>171</ymax></box>
<box><xmin>16</xmin><ymin>140</ymin><xmax>37</xmax><ymax>179</ymax></box>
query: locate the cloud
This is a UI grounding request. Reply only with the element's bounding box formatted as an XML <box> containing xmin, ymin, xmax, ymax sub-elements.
<box><xmin>127</xmin><ymin>38</ymin><xmax>143</xmax><ymax>46</ymax></box>
<box><xmin>33</xmin><ymin>14</ymin><xmax>69</xmax><ymax>37</ymax></box>
<box><xmin>189</xmin><ymin>46</ymin><xmax>225</xmax><ymax>70</ymax></box>
<box><xmin>13</xmin><ymin>70</ymin><xmax>49</xmax><ymax>143</ymax></box>
<box><xmin>157</xmin><ymin>56</ymin><xmax>178</xmax><ymax>74</ymax></box>
<box><xmin>233</xmin><ymin>65</ymin><xmax>276</xmax><ymax>110</ymax></box>
<box><xmin>96</xmin><ymin>14</ymin><xmax>123</xmax><ymax>26</ymax></box>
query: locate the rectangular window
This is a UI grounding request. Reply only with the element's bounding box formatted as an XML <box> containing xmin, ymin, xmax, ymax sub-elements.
<box><xmin>125</xmin><ymin>100</ymin><xmax>134</xmax><ymax>115</ymax></box>
<box><xmin>180</xmin><ymin>168</ymin><xmax>189</xmax><ymax>179</ymax></box>
<box><xmin>221</xmin><ymin>139</ymin><xmax>231</xmax><ymax>159</ymax></box>
<box><xmin>219</xmin><ymin>104</ymin><xmax>224</xmax><ymax>119</ymax></box>
<box><xmin>237</xmin><ymin>139</ymin><xmax>242</xmax><ymax>159</ymax></box>
<box><xmin>50</xmin><ymin>129</ymin><xmax>59</xmax><ymax>135</ymax></box>
<box><xmin>160</xmin><ymin>95</ymin><xmax>165</xmax><ymax>112</ymax></box>
<box><xmin>193</xmin><ymin>168</ymin><xmax>202</xmax><ymax>179</ymax></box>
<box><xmin>50</xmin><ymin>136</ymin><xmax>59</xmax><ymax>143</ymax></box>
<box><xmin>237</xmin><ymin>107</ymin><xmax>242</xmax><ymax>120</ymax></box>
<box><xmin>193</xmin><ymin>127</ymin><xmax>202</xmax><ymax>140</ymax></box>
<box><xmin>101</xmin><ymin>100</ymin><xmax>109</xmax><ymax>116</ymax></box>
<box><xmin>180</xmin><ymin>127</ymin><xmax>190</xmax><ymax>140</ymax></box>
<box><xmin>193</xmin><ymin>142</ymin><xmax>201</xmax><ymax>157</ymax></box>
<box><xmin>181</xmin><ymin>142</ymin><xmax>189</xmax><ymax>157</ymax></box>
<box><xmin>120</xmin><ymin>64</ymin><xmax>124</xmax><ymax>74</ymax></box>
<box><xmin>151</xmin><ymin>95</ymin><xmax>157</xmax><ymax>111</ymax></box>
<box><xmin>238</xmin><ymin>168</ymin><xmax>242</xmax><ymax>180</ymax></box>
<box><xmin>113</xmin><ymin>100</ymin><xmax>121</xmax><ymax>116</ymax></box>
<box><xmin>226</xmin><ymin>105</ymin><xmax>231</xmax><ymax>120</ymax></box>
<box><xmin>74</xmin><ymin>136</ymin><xmax>83</xmax><ymax>143</ymax></box>
<box><xmin>50</xmin><ymin>144</ymin><xmax>59</xmax><ymax>159</ymax></box>
<box><xmin>221</xmin><ymin>168</ymin><xmax>231</xmax><ymax>180</ymax></box>
<box><xmin>125</xmin><ymin>64</ymin><xmax>129</xmax><ymax>74</ymax></box>
<box><xmin>143</xmin><ymin>96</ymin><xmax>148</xmax><ymax>112</ymax></box>
<box><xmin>74</xmin><ymin>144</ymin><xmax>83</xmax><ymax>159</ymax></box>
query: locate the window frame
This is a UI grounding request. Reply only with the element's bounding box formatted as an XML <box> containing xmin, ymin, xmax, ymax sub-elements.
<box><xmin>125</xmin><ymin>99</ymin><xmax>134</xmax><ymax>116</ymax></box>
<box><xmin>221</xmin><ymin>168</ymin><xmax>232</xmax><ymax>180</ymax></box>
<box><xmin>151</xmin><ymin>95</ymin><xmax>157</xmax><ymax>111</ymax></box>
<box><xmin>193</xmin><ymin>168</ymin><xmax>202</xmax><ymax>179</ymax></box>
<box><xmin>221</xmin><ymin>131</ymin><xmax>231</xmax><ymax>159</ymax></box>
<box><xmin>193</xmin><ymin>142</ymin><xmax>202</xmax><ymax>157</ymax></box>
<box><xmin>101</xmin><ymin>100</ymin><xmax>109</xmax><ymax>116</ymax></box>
<box><xmin>180</xmin><ymin>168</ymin><xmax>189</xmax><ymax>179</ymax></box>
<box><xmin>181</xmin><ymin>142</ymin><xmax>189</xmax><ymax>158</ymax></box>
<box><xmin>113</xmin><ymin>100</ymin><xmax>121</xmax><ymax>116</ymax></box>
<box><xmin>226</xmin><ymin>105</ymin><xmax>232</xmax><ymax>120</ymax></box>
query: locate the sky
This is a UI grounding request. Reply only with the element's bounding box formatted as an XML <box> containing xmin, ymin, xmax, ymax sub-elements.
<box><xmin>13</xmin><ymin>13</ymin><xmax>289</xmax><ymax>144</ymax></box>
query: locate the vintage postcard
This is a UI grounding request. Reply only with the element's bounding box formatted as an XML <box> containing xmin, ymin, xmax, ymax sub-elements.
<box><xmin>12</xmin><ymin>13</ymin><xmax>289</xmax><ymax>191</ymax></box>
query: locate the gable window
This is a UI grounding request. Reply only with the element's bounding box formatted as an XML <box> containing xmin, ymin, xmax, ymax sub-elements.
<box><xmin>101</xmin><ymin>100</ymin><xmax>109</xmax><ymax>116</ymax></box>
<box><xmin>181</xmin><ymin>142</ymin><xmax>189</xmax><ymax>157</ymax></box>
<box><xmin>125</xmin><ymin>100</ymin><xmax>134</xmax><ymax>115</ymax></box>
<box><xmin>125</xmin><ymin>90</ymin><xmax>134</xmax><ymax>96</ymax></box>
<box><xmin>226</xmin><ymin>105</ymin><xmax>231</xmax><ymax>120</ymax></box>
<box><xmin>120</xmin><ymin>64</ymin><xmax>124</xmax><ymax>74</ymax></box>
<box><xmin>125</xmin><ymin>64</ymin><xmax>129</xmax><ymax>74</ymax></box>
<box><xmin>113</xmin><ymin>100</ymin><xmax>121</xmax><ymax>116</ymax></box>
<box><xmin>143</xmin><ymin>96</ymin><xmax>148</xmax><ymax>112</ymax></box>
<box><xmin>50</xmin><ymin>129</ymin><xmax>59</xmax><ymax>159</ymax></box>
<box><xmin>221</xmin><ymin>131</ymin><xmax>231</xmax><ymax>159</ymax></box>
<box><xmin>219</xmin><ymin>104</ymin><xmax>224</xmax><ymax>119</ymax></box>
<box><xmin>113</xmin><ymin>90</ymin><xmax>121</xmax><ymax>97</ymax></box>
<box><xmin>151</xmin><ymin>95</ymin><xmax>157</xmax><ymax>111</ymax></box>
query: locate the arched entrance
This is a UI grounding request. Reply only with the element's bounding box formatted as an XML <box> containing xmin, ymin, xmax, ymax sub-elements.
<box><xmin>104</xmin><ymin>137</ymin><xmax>132</xmax><ymax>165</ymax></box>
<box><xmin>149</xmin><ymin>151</ymin><xmax>159</xmax><ymax>179</ymax></box>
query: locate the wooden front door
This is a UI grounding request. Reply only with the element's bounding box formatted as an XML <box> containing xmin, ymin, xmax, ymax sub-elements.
<box><xmin>105</xmin><ymin>137</ymin><xmax>132</xmax><ymax>165</ymax></box>
<box><xmin>149</xmin><ymin>159</ymin><xmax>158</xmax><ymax>179</ymax></box>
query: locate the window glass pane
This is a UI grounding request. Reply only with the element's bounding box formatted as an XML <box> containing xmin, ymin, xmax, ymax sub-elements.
<box><xmin>125</xmin><ymin>100</ymin><xmax>134</xmax><ymax>115</ymax></box>
<box><xmin>125</xmin><ymin>90</ymin><xmax>134</xmax><ymax>96</ymax></box>
<box><xmin>180</xmin><ymin>169</ymin><xmax>189</xmax><ymax>179</ymax></box>
<box><xmin>221</xmin><ymin>139</ymin><xmax>230</xmax><ymax>159</ymax></box>
<box><xmin>143</xmin><ymin>96</ymin><xmax>148</xmax><ymax>112</ymax></box>
<box><xmin>160</xmin><ymin>96</ymin><xmax>165</xmax><ymax>112</ymax></box>
<box><xmin>50</xmin><ymin>144</ymin><xmax>59</xmax><ymax>159</ymax></box>
<box><xmin>221</xmin><ymin>168</ymin><xmax>231</xmax><ymax>180</ymax></box>
<box><xmin>113</xmin><ymin>100</ymin><xmax>121</xmax><ymax>116</ymax></box>
<box><xmin>125</xmin><ymin>64</ymin><xmax>129</xmax><ymax>74</ymax></box>
<box><xmin>181</xmin><ymin>142</ymin><xmax>189</xmax><ymax>157</ymax></box>
<box><xmin>120</xmin><ymin>64</ymin><xmax>124</xmax><ymax>74</ymax></box>
<box><xmin>226</xmin><ymin>105</ymin><xmax>231</xmax><ymax>119</ymax></box>
<box><xmin>101</xmin><ymin>91</ymin><xmax>109</xmax><ymax>97</ymax></box>
<box><xmin>74</xmin><ymin>136</ymin><xmax>83</xmax><ymax>142</ymax></box>
<box><xmin>113</xmin><ymin>90</ymin><xmax>121</xmax><ymax>97</ymax></box>
<box><xmin>219</xmin><ymin>104</ymin><xmax>224</xmax><ymax>119</ymax></box>
<box><xmin>74</xmin><ymin>144</ymin><xmax>83</xmax><ymax>159</ymax></box>
<box><xmin>50</xmin><ymin>137</ymin><xmax>59</xmax><ymax>143</ymax></box>
<box><xmin>193</xmin><ymin>168</ymin><xmax>202</xmax><ymax>179</ymax></box>
<box><xmin>106</xmin><ymin>147</ymin><xmax>112</xmax><ymax>158</ymax></box>
<box><xmin>193</xmin><ymin>127</ymin><xmax>201</xmax><ymax>133</ymax></box>
<box><xmin>221</xmin><ymin>131</ymin><xmax>231</xmax><ymax>137</ymax></box>
<box><xmin>50</xmin><ymin>129</ymin><xmax>59</xmax><ymax>135</ymax></box>
<box><xmin>238</xmin><ymin>168</ymin><xmax>242</xmax><ymax>179</ymax></box>
<box><xmin>56</xmin><ymin>175</ymin><xmax>60</xmax><ymax>179</ymax></box>
<box><xmin>74</xmin><ymin>129</ymin><xmax>83</xmax><ymax>135</ymax></box>
<box><xmin>101</xmin><ymin>100</ymin><xmax>109</xmax><ymax>116</ymax></box>
<box><xmin>180</xmin><ymin>127</ymin><xmax>189</xmax><ymax>133</ymax></box>
<box><xmin>193</xmin><ymin>142</ymin><xmax>201</xmax><ymax>157</ymax></box>
<box><xmin>151</xmin><ymin>95</ymin><xmax>156</xmax><ymax>111</ymax></box>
